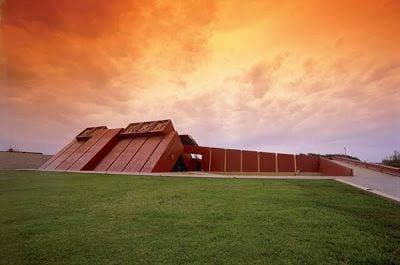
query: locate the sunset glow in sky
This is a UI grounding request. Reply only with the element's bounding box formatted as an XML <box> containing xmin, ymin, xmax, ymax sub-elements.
<box><xmin>1</xmin><ymin>0</ymin><xmax>399</xmax><ymax>161</ymax></box>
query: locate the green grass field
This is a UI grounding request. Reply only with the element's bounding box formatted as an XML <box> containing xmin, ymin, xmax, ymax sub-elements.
<box><xmin>1</xmin><ymin>170</ymin><xmax>399</xmax><ymax>265</ymax></box>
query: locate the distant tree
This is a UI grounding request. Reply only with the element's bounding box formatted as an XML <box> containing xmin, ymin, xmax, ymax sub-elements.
<box><xmin>382</xmin><ymin>151</ymin><xmax>400</xmax><ymax>168</ymax></box>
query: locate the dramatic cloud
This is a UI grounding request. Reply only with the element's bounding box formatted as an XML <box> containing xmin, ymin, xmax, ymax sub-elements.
<box><xmin>228</xmin><ymin>56</ymin><xmax>286</xmax><ymax>98</ymax></box>
<box><xmin>1</xmin><ymin>0</ymin><xmax>399</xmax><ymax>161</ymax></box>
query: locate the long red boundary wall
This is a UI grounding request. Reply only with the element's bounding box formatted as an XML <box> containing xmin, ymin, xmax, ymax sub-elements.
<box><xmin>183</xmin><ymin>146</ymin><xmax>352</xmax><ymax>176</ymax></box>
<box><xmin>319</xmin><ymin>158</ymin><xmax>353</xmax><ymax>176</ymax></box>
<box><xmin>333</xmin><ymin>156</ymin><xmax>400</xmax><ymax>177</ymax></box>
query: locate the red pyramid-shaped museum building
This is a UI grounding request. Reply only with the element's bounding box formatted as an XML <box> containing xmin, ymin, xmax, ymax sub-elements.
<box><xmin>40</xmin><ymin>119</ymin><xmax>353</xmax><ymax>176</ymax></box>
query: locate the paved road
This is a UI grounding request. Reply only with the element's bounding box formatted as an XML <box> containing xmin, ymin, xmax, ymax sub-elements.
<box><xmin>335</xmin><ymin>161</ymin><xmax>400</xmax><ymax>202</ymax></box>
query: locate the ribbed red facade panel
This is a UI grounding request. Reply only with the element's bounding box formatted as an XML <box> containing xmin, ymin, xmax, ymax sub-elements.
<box><xmin>277</xmin><ymin>153</ymin><xmax>295</xmax><ymax>172</ymax></box>
<box><xmin>142</xmin><ymin>132</ymin><xmax>183</xmax><ymax>172</ymax></box>
<box><xmin>69</xmin><ymin>129</ymin><xmax>121</xmax><ymax>171</ymax></box>
<box><xmin>107</xmin><ymin>137</ymin><xmax>146</xmax><ymax>172</ymax></box>
<box><xmin>210</xmin><ymin>148</ymin><xmax>225</xmax><ymax>172</ymax></box>
<box><xmin>56</xmin><ymin>129</ymin><xmax>108</xmax><ymax>170</ymax></box>
<box><xmin>225</xmin><ymin>149</ymin><xmax>241</xmax><ymax>172</ymax></box>
<box><xmin>242</xmin><ymin>150</ymin><xmax>258</xmax><ymax>172</ymax></box>
<box><xmin>40</xmin><ymin>140</ymin><xmax>76</xmax><ymax>170</ymax></box>
<box><xmin>123</xmin><ymin>136</ymin><xmax>163</xmax><ymax>172</ymax></box>
<box><xmin>94</xmin><ymin>138</ymin><xmax>131</xmax><ymax>171</ymax></box>
<box><xmin>45</xmin><ymin>141</ymin><xmax>84</xmax><ymax>170</ymax></box>
<box><xmin>259</xmin><ymin>152</ymin><xmax>276</xmax><ymax>172</ymax></box>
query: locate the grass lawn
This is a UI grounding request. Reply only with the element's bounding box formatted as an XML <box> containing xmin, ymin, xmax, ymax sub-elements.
<box><xmin>1</xmin><ymin>170</ymin><xmax>399</xmax><ymax>265</ymax></box>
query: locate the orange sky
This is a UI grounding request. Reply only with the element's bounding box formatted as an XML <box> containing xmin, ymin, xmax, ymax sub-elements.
<box><xmin>1</xmin><ymin>0</ymin><xmax>399</xmax><ymax>161</ymax></box>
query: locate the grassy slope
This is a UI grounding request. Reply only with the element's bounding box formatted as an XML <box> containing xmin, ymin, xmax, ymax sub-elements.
<box><xmin>0</xmin><ymin>170</ymin><xmax>399</xmax><ymax>265</ymax></box>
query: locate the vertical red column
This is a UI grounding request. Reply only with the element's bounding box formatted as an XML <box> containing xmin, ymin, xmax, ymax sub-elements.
<box><xmin>241</xmin><ymin>150</ymin><xmax>258</xmax><ymax>172</ymax></box>
<box><xmin>259</xmin><ymin>152</ymin><xmax>276</xmax><ymax>172</ymax></box>
<box><xmin>210</xmin><ymin>148</ymin><xmax>225</xmax><ymax>172</ymax></box>
<box><xmin>277</xmin><ymin>153</ymin><xmax>295</xmax><ymax>172</ymax></box>
<box><xmin>225</xmin><ymin>149</ymin><xmax>241</xmax><ymax>172</ymax></box>
<box><xmin>296</xmin><ymin>155</ymin><xmax>319</xmax><ymax>172</ymax></box>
